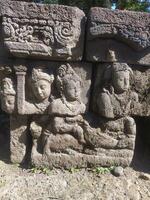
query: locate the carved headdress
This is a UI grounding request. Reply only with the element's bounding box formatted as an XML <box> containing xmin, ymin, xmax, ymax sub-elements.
<box><xmin>56</xmin><ymin>64</ymin><xmax>82</xmax><ymax>93</ymax></box>
<box><xmin>112</xmin><ymin>62</ymin><xmax>133</xmax><ymax>75</ymax></box>
<box><xmin>31</xmin><ymin>68</ymin><xmax>54</xmax><ymax>83</ymax></box>
<box><xmin>107</xmin><ymin>50</ymin><xmax>133</xmax><ymax>75</ymax></box>
<box><xmin>1</xmin><ymin>77</ymin><xmax>16</xmax><ymax>96</ymax></box>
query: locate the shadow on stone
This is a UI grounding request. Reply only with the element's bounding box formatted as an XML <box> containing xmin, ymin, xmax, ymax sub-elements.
<box><xmin>132</xmin><ymin>117</ymin><xmax>150</xmax><ymax>173</ymax></box>
<box><xmin>0</xmin><ymin>111</ymin><xmax>10</xmax><ymax>163</ymax></box>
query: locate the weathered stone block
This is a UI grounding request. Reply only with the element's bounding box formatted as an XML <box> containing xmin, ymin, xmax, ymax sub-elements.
<box><xmin>0</xmin><ymin>61</ymin><xmax>92</xmax><ymax>115</ymax></box>
<box><xmin>92</xmin><ymin>60</ymin><xmax>150</xmax><ymax>117</ymax></box>
<box><xmin>30</xmin><ymin>114</ymin><xmax>135</xmax><ymax>169</ymax></box>
<box><xmin>2</xmin><ymin>1</ymin><xmax>85</xmax><ymax>60</ymax></box>
<box><xmin>10</xmin><ymin>115</ymin><xmax>28</xmax><ymax>163</ymax></box>
<box><xmin>86</xmin><ymin>8</ymin><xmax>150</xmax><ymax>66</ymax></box>
<box><xmin>0</xmin><ymin>5</ymin><xmax>149</xmax><ymax>169</ymax></box>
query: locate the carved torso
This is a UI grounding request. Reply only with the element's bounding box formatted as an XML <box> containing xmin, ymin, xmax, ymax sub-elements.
<box><xmin>49</xmin><ymin>98</ymin><xmax>86</xmax><ymax>117</ymax></box>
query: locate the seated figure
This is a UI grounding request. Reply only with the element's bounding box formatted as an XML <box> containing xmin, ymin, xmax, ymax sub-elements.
<box><xmin>43</xmin><ymin>64</ymin><xmax>86</xmax><ymax>154</ymax></box>
<box><xmin>97</xmin><ymin>51</ymin><xmax>138</xmax><ymax>136</ymax></box>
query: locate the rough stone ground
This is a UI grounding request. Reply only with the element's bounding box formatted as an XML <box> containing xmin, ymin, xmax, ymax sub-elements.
<box><xmin>0</xmin><ymin>159</ymin><xmax>150</xmax><ymax>200</ymax></box>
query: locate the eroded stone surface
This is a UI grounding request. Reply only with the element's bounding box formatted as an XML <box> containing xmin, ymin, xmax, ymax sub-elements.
<box><xmin>0</xmin><ymin>162</ymin><xmax>149</xmax><ymax>200</ymax></box>
<box><xmin>2</xmin><ymin>1</ymin><xmax>85</xmax><ymax>60</ymax></box>
<box><xmin>0</xmin><ymin>4</ymin><xmax>149</xmax><ymax>169</ymax></box>
<box><xmin>86</xmin><ymin>7</ymin><xmax>150</xmax><ymax>65</ymax></box>
<box><xmin>92</xmin><ymin>52</ymin><xmax>150</xmax><ymax>117</ymax></box>
<box><xmin>0</xmin><ymin>61</ymin><xmax>92</xmax><ymax>115</ymax></box>
<box><xmin>10</xmin><ymin>115</ymin><xmax>28</xmax><ymax>163</ymax></box>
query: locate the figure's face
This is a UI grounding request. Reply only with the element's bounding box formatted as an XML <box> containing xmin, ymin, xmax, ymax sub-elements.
<box><xmin>112</xmin><ymin>71</ymin><xmax>130</xmax><ymax>93</ymax></box>
<box><xmin>32</xmin><ymin>80</ymin><xmax>51</xmax><ymax>101</ymax></box>
<box><xmin>1</xmin><ymin>95</ymin><xmax>15</xmax><ymax>113</ymax></box>
<box><xmin>64</xmin><ymin>80</ymin><xmax>81</xmax><ymax>101</ymax></box>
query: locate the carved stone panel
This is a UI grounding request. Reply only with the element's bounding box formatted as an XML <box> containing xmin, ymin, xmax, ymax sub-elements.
<box><xmin>0</xmin><ymin>61</ymin><xmax>92</xmax><ymax>115</ymax></box>
<box><xmin>92</xmin><ymin>54</ymin><xmax>150</xmax><ymax>117</ymax></box>
<box><xmin>30</xmin><ymin>113</ymin><xmax>136</xmax><ymax>169</ymax></box>
<box><xmin>0</xmin><ymin>4</ymin><xmax>149</xmax><ymax>169</ymax></box>
<box><xmin>86</xmin><ymin>8</ymin><xmax>150</xmax><ymax>66</ymax></box>
<box><xmin>2</xmin><ymin>1</ymin><xmax>85</xmax><ymax>60</ymax></box>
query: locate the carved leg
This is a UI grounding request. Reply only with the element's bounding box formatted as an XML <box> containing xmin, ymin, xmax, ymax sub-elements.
<box><xmin>53</xmin><ymin>117</ymin><xmax>85</xmax><ymax>144</ymax></box>
<box><xmin>42</xmin><ymin>129</ymin><xmax>52</xmax><ymax>155</ymax></box>
<box><xmin>72</xmin><ymin>125</ymin><xmax>85</xmax><ymax>144</ymax></box>
<box><xmin>124</xmin><ymin>116</ymin><xmax>136</xmax><ymax>135</ymax></box>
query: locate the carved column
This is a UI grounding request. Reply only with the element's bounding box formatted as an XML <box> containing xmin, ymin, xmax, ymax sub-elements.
<box><xmin>14</xmin><ymin>66</ymin><xmax>27</xmax><ymax>114</ymax></box>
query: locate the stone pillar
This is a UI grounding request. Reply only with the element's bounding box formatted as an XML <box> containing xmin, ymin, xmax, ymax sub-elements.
<box><xmin>14</xmin><ymin>66</ymin><xmax>27</xmax><ymax>114</ymax></box>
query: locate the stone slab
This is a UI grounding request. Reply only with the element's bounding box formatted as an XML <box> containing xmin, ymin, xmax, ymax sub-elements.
<box><xmin>31</xmin><ymin>150</ymin><xmax>134</xmax><ymax>169</ymax></box>
<box><xmin>1</xmin><ymin>1</ymin><xmax>85</xmax><ymax>60</ymax></box>
<box><xmin>86</xmin><ymin>8</ymin><xmax>150</xmax><ymax>66</ymax></box>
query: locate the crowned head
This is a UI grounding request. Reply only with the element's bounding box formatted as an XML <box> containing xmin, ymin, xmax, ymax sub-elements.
<box><xmin>56</xmin><ymin>64</ymin><xmax>82</xmax><ymax>101</ymax></box>
<box><xmin>112</xmin><ymin>62</ymin><xmax>133</xmax><ymax>93</ymax></box>
<box><xmin>31</xmin><ymin>68</ymin><xmax>54</xmax><ymax>102</ymax></box>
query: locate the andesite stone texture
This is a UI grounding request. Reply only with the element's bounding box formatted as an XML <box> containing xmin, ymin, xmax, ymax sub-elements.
<box><xmin>10</xmin><ymin>115</ymin><xmax>28</xmax><ymax>163</ymax></box>
<box><xmin>1</xmin><ymin>1</ymin><xmax>86</xmax><ymax>60</ymax></box>
<box><xmin>0</xmin><ymin>1</ymin><xmax>149</xmax><ymax>169</ymax></box>
<box><xmin>86</xmin><ymin>8</ymin><xmax>150</xmax><ymax>66</ymax></box>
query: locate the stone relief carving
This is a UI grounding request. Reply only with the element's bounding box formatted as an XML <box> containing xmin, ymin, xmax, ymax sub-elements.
<box><xmin>86</xmin><ymin>7</ymin><xmax>150</xmax><ymax>65</ymax></box>
<box><xmin>96</xmin><ymin>50</ymin><xmax>138</xmax><ymax>118</ymax></box>
<box><xmin>15</xmin><ymin>66</ymin><xmax>54</xmax><ymax>114</ymax></box>
<box><xmin>0</xmin><ymin>77</ymin><xmax>16</xmax><ymax>113</ymax></box>
<box><xmin>31</xmin><ymin>64</ymin><xmax>86</xmax><ymax>156</ymax></box>
<box><xmin>2</xmin><ymin>3</ymin><xmax>85</xmax><ymax>60</ymax></box>
<box><xmin>0</xmin><ymin>3</ymin><xmax>149</xmax><ymax>169</ymax></box>
<box><xmin>28</xmin><ymin>62</ymin><xmax>137</xmax><ymax>169</ymax></box>
<box><xmin>0</xmin><ymin>67</ymin><xmax>16</xmax><ymax>114</ymax></box>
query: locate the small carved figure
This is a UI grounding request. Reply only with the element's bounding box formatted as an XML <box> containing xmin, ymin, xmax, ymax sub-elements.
<box><xmin>43</xmin><ymin>64</ymin><xmax>86</xmax><ymax>154</ymax></box>
<box><xmin>0</xmin><ymin>77</ymin><xmax>16</xmax><ymax>113</ymax></box>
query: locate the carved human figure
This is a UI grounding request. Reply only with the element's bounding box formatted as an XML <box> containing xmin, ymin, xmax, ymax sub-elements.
<box><xmin>97</xmin><ymin>51</ymin><xmax>138</xmax><ymax>118</ymax></box>
<box><xmin>97</xmin><ymin>51</ymin><xmax>138</xmax><ymax>139</ymax></box>
<box><xmin>98</xmin><ymin>67</ymin><xmax>138</xmax><ymax>118</ymax></box>
<box><xmin>0</xmin><ymin>77</ymin><xmax>16</xmax><ymax>113</ymax></box>
<box><xmin>43</xmin><ymin>64</ymin><xmax>86</xmax><ymax>154</ymax></box>
<box><xmin>25</xmin><ymin>68</ymin><xmax>54</xmax><ymax>114</ymax></box>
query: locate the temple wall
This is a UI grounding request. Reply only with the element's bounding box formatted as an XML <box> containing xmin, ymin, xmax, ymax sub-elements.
<box><xmin>0</xmin><ymin>1</ymin><xmax>149</xmax><ymax>168</ymax></box>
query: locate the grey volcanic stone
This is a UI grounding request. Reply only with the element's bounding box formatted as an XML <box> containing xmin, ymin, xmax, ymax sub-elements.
<box><xmin>86</xmin><ymin>7</ymin><xmax>150</xmax><ymax>66</ymax></box>
<box><xmin>2</xmin><ymin>1</ymin><xmax>85</xmax><ymax>61</ymax></box>
<box><xmin>113</xmin><ymin>166</ymin><xmax>124</xmax><ymax>177</ymax></box>
<box><xmin>10</xmin><ymin>115</ymin><xmax>28</xmax><ymax>163</ymax></box>
<box><xmin>92</xmin><ymin>63</ymin><xmax>150</xmax><ymax>117</ymax></box>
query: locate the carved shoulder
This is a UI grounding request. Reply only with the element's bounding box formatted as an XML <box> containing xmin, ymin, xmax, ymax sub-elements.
<box><xmin>48</xmin><ymin>99</ymin><xmax>65</xmax><ymax>116</ymax></box>
<box><xmin>97</xmin><ymin>91</ymin><xmax>114</xmax><ymax>118</ymax></box>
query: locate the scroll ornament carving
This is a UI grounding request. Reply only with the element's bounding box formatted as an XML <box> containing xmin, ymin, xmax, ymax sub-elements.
<box><xmin>3</xmin><ymin>17</ymin><xmax>34</xmax><ymax>42</ymax></box>
<box><xmin>2</xmin><ymin>17</ymin><xmax>76</xmax><ymax>57</ymax></box>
